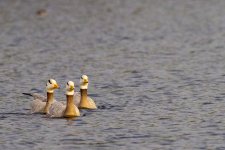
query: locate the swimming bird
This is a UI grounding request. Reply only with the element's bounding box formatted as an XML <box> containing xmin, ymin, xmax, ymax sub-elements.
<box><xmin>74</xmin><ymin>75</ymin><xmax>97</xmax><ymax>109</ymax></box>
<box><xmin>23</xmin><ymin>79</ymin><xmax>59</xmax><ymax>114</ymax></box>
<box><xmin>48</xmin><ymin>81</ymin><xmax>80</xmax><ymax>118</ymax></box>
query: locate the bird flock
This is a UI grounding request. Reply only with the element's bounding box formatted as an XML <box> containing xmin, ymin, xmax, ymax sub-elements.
<box><xmin>23</xmin><ymin>75</ymin><xmax>97</xmax><ymax>118</ymax></box>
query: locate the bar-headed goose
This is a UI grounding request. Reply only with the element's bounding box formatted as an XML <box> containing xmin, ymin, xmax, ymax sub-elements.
<box><xmin>48</xmin><ymin>81</ymin><xmax>80</xmax><ymax>118</ymax></box>
<box><xmin>23</xmin><ymin>79</ymin><xmax>59</xmax><ymax>114</ymax></box>
<box><xmin>74</xmin><ymin>75</ymin><xmax>97</xmax><ymax>109</ymax></box>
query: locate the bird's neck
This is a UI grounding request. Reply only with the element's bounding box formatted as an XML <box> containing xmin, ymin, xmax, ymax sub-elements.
<box><xmin>47</xmin><ymin>92</ymin><xmax>54</xmax><ymax>102</ymax></box>
<box><xmin>66</xmin><ymin>94</ymin><xmax>74</xmax><ymax>105</ymax></box>
<box><xmin>79</xmin><ymin>89</ymin><xmax>89</xmax><ymax>108</ymax></box>
<box><xmin>64</xmin><ymin>94</ymin><xmax>77</xmax><ymax>118</ymax></box>
<box><xmin>43</xmin><ymin>92</ymin><xmax>54</xmax><ymax>114</ymax></box>
<box><xmin>81</xmin><ymin>88</ymin><xmax>87</xmax><ymax>98</ymax></box>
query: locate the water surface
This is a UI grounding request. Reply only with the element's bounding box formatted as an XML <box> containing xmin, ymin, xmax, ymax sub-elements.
<box><xmin>1</xmin><ymin>0</ymin><xmax>225</xmax><ymax>149</ymax></box>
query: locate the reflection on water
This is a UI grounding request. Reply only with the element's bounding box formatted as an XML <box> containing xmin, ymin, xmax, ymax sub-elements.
<box><xmin>1</xmin><ymin>0</ymin><xmax>225</xmax><ymax>149</ymax></box>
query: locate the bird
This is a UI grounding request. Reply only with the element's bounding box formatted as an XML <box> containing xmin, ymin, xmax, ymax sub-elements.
<box><xmin>74</xmin><ymin>75</ymin><xmax>97</xmax><ymax>109</ymax></box>
<box><xmin>48</xmin><ymin>81</ymin><xmax>80</xmax><ymax>118</ymax></box>
<box><xmin>23</xmin><ymin>79</ymin><xmax>59</xmax><ymax>114</ymax></box>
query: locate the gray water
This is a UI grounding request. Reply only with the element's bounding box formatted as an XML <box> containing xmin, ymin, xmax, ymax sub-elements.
<box><xmin>1</xmin><ymin>0</ymin><xmax>225</xmax><ymax>149</ymax></box>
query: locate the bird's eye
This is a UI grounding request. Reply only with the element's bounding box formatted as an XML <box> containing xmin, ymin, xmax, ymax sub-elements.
<box><xmin>48</xmin><ymin>80</ymin><xmax>52</xmax><ymax>84</ymax></box>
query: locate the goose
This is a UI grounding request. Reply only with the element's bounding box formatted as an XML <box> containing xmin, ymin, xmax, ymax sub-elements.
<box><xmin>74</xmin><ymin>75</ymin><xmax>97</xmax><ymax>109</ymax></box>
<box><xmin>23</xmin><ymin>79</ymin><xmax>59</xmax><ymax>114</ymax></box>
<box><xmin>48</xmin><ymin>81</ymin><xmax>80</xmax><ymax>118</ymax></box>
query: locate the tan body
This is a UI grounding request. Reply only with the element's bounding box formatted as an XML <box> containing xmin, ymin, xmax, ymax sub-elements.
<box><xmin>78</xmin><ymin>89</ymin><xmax>96</xmax><ymax>109</ymax></box>
<box><xmin>49</xmin><ymin>95</ymin><xmax>80</xmax><ymax>118</ymax></box>
<box><xmin>31</xmin><ymin>98</ymin><xmax>47</xmax><ymax>113</ymax></box>
<box><xmin>24</xmin><ymin>79</ymin><xmax>59</xmax><ymax>114</ymax></box>
<box><xmin>73</xmin><ymin>92</ymin><xmax>96</xmax><ymax>109</ymax></box>
<box><xmin>30</xmin><ymin>93</ymin><xmax>56</xmax><ymax>113</ymax></box>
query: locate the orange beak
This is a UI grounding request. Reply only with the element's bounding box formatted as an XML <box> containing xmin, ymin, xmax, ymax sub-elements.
<box><xmin>83</xmin><ymin>79</ymin><xmax>88</xmax><ymax>83</ymax></box>
<box><xmin>70</xmin><ymin>86</ymin><xmax>74</xmax><ymax>90</ymax></box>
<box><xmin>54</xmin><ymin>84</ymin><xmax>60</xmax><ymax>89</ymax></box>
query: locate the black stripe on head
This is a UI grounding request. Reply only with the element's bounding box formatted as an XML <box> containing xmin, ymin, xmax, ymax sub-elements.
<box><xmin>48</xmin><ymin>80</ymin><xmax>52</xmax><ymax>84</ymax></box>
<box><xmin>67</xmin><ymin>82</ymin><xmax>69</xmax><ymax>86</ymax></box>
<box><xmin>81</xmin><ymin>76</ymin><xmax>83</xmax><ymax>79</ymax></box>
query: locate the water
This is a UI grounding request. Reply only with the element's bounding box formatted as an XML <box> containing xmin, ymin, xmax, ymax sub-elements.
<box><xmin>1</xmin><ymin>0</ymin><xmax>225</xmax><ymax>149</ymax></box>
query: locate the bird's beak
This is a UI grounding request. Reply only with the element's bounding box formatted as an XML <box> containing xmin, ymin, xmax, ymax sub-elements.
<box><xmin>54</xmin><ymin>84</ymin><xmax>60</xmax><ymax>89</ymax></box>
<box><xmin>70</xmin><ymin>86</ymin><xmax>74</xmax><ymax>91</ymax></box>
<box><xmin>83</xmin><ymin>79</ymin><xmax>88</xmax><ymax>83</ymax></box>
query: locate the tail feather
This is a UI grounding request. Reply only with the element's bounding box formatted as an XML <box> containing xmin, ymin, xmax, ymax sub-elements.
<box><xmin>22</xmin><ymin>93</ymin><xmax>32</xmax><ymax>96</ymax></box>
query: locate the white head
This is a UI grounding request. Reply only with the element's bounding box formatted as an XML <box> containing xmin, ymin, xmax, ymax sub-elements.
<box><xmin>80</xmin><ymin>75</ymin><xmax>89</xmax><ymax>89</ymax></box>
<box><xmin>66</xmin><ymin>81</ymin><xmax>75</xmax><ymax>95</ymax></box>
<box><xmin>46</xmin><ymin>79</ymin><xmax>59</xmax><ymax>93</ymax></box>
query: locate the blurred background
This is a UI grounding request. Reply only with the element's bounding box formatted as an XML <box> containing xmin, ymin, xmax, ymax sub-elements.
<box><xmin>1</xmin><ymin>0</ymin><xmax>225</xmax><ymax>149</ymax></box>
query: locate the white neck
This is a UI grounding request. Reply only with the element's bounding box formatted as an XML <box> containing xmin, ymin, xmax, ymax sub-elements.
<box><xmin>66</xmin><ymin>90</ymin><xmax>74</xmax><ymax>95</ymax></box>
<box><xmin>46</xmin><ymin>88</ymin><xmax>54</xmax><ymax>93</ymax></box>
<box><xmin>80</xmin><ymin>83</ymin><xmax>88</xmax><ymax>89</ymax></box>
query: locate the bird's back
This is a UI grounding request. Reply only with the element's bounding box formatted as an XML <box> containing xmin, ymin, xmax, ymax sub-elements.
<box><xmin>49</xmin><ymin>101</ymin><xmax>66</xmax><ymax>117</ymax></box>
<box><xmin>74</xmin><ymin>92</ymin><xmax>81</xmax><ymax>106</ymax></box>
<box><xmin>31</xmin><ymin>93</ymin><xmax>47</xmax><ymax>101</ymax></box>
<box><xmin>73</xmin><ymin>92</ymin><xmax>95</xmax><ymax>107</ymax></box>
<box><xmin>30</xmin><ymin>99</ymin><xmax>46</xmax><ymax>113</ymax></box>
